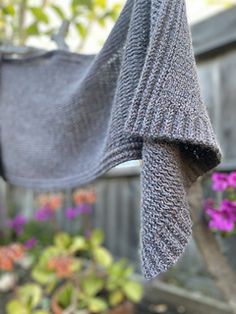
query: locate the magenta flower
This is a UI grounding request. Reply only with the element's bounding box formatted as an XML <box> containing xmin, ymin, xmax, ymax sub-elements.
<box><xmin>228</xmin><ymin>171</ymin><xmax>236</xmax><ymax>188</ymax></box>
<box><xmin>65</xmin><ymin>207</ymin><xmax>79</xmax><ymax>220</ymax></box>
<box><xmin>8</xmin><ymin>215</ymin><xmax>27</xmax><ymax>235</ymax></box>
<box><xmin>77</xmin><ymin>203</ymin><xmax>93</xmax><ymax>214</ymax></box>
<box><xmin>203</xmin><ymin>198</ymin><xmax>215</xmax><ymax>212</ymax></box>
<box><xmin>206</xmin><ymin>200</ymin><xmax>236</xmax><ymax>232</ymax></box>
<box><xmin>24</xmin><ymin>237</ymin><xmax>37</xmax><ymax>249</ymax></box>
<box><xmin>212</xmin><ymin>172</ymin><xmax>229</xmax><ymax>192</ymax></box>
<box><xmin>34</xmin><ymin>205</ymin><xmax>55</xmax><ymax>221</ymax></box>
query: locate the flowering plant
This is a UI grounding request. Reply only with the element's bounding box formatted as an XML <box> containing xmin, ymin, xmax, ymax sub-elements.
<box><xmin>6</xmin><ymin>230</ymin><xmax>142</xmax><ymax>314</ymax></box>
<box><xmin>204</xmin><ymin>171</ymin><xmax>236</xmax><ymax>235</ymax></box>
<box><xmin>1</xmin><ymin>187</ymin><xmax>142</xmax><ymax>313</ymax></box>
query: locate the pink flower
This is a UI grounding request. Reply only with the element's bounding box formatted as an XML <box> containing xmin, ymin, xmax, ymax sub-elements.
<box><xmin>228</xmin><ymin>172</ymin><xmax>236</xmax><ymax>188</ymax></box>
<box><xmin>34</xmin><ymin>205</ymin><xmax>55</xmax><ymax>221</ymax></box>
<box><xmin>8</xmin><ymin>215</ymin><xmax>27</xmax><ymax>235</ymax></box>
<box><xmin>206</xmin><ymin>200</ymin><xmax>236</xmax><ymax>232</ymax></box>
<box><xmin>65</xmin><ymin>207</ymin><xmax>80</xmax><ymax>220</ymax></box>
<box><xmin>77</xmin><ymin>203</ymin><xmax>93</xmax><ymax>214</ymax></box>
<box><xmin>24</xmin><ymin>237</ymin><xmax>37</xmax><ymax>249</ymax></box>
<box><xmin>212</xmin><ymin>172</ymin><xmax>229</xmax><ymax>192</ymax></box>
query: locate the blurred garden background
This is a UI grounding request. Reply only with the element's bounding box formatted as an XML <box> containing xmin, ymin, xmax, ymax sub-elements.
<box><xmin>1</xmin><ymin>0</ymin><xmax>236</xmax><ymax>313</ymax></box>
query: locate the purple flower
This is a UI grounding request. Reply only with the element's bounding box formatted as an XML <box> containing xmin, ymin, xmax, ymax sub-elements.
<box><xmin>34</xmin><ymin>205</ymin><xmax>55</xmax><ymax>221</ymax></box>
<box><xmin>203</xmin><ymin>198</ymin><xmax>215</xmax><ymax>212</ymax></box>
<box><xmin>212</xmin><ymin>172</ymin><xmax>229</xmax><ymax>192</ymax></box>
<box><xmin>228</xmin><ymin>172</ymin><xmax>236</xmax><ymax>188</ymax></box>
<box><xmin>206</xmin><ymin>200</ymin><xmax>236</xmax><ymax>232</ymax></box>
<box><xmin>24</xmin><ymin>237</ymin><xmax>37</xmax><ymax>249</ymax></box>
<box><xmin>77</xmin><ymin>203</ymin><xmax>92</xmax><ymax>214</ymax></box>
<box><xmin>8</xmin><ymin>215</ymin><xmax>27</xmax><ymax>235</ymax></box>
<box><xmin>65</xmin><ymin>207</ymin><xmax>79</xmax><ymax>220</ymax></box>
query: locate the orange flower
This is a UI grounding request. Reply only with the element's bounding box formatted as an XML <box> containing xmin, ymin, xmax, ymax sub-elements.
<box><xmin>37</xmin><ymin>193</ymin><xmax>63</xmax><ymax>210</ymax></box>
<box><xmin>37</xmin><ymin>194</ymin><xmax>49</xmax><ymax>207</ymax></box>
<box><xmin>0</xmin><ymin>256</ymin><xmax>13</xmax><ymax>271</ymax></box>
<box><xmin>48</xmin><ymin>194</ymin><xmax>63</xmax><ymax>210</ymax></box>
<box><xmin>47</xmin><ymin>256</ymin><xmax>74</xmax><ymax>278</ymax></box>
<box><xmin>73</xmin><ymin>189</ymin><xmax>96</xmax><ymax>205</ymax></box>
<box><xmin>0</xmin><ymin>244</ymin><xmax>25</xmax><ymax>272</ymax></box>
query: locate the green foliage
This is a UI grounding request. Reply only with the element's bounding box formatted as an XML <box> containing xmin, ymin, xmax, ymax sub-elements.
<box><xmin>81</xmin><ymin>275</ymin><xmax>104</xmax><ymax>296</ymax></box>
<box><xmin>6</xmin><ymin>283</ymin><xmax>50</xmax><ymax>314</ymax></box>
<box><xmin>93</xmin><ymin>246</ymin><xmax>113</xmax><ymax>268</ymax></box>
<box><xmin>56</xmin><ymin>283</ymin><xmax>74</xmax><ymax>309</ymax></box>
<box><xmin>0</xmin><ymin>0</ymin><xmax>122</xmax><ymax>49</ymax></box>
<box><xmin>6</xmin><ymin>229</ymin><xmax>143</xmax><ymax>313</ymax></box>
<box><xmin>206</xmin><ymin>0</ymin><xmax>236</xmax><ymax>7</ymax></box>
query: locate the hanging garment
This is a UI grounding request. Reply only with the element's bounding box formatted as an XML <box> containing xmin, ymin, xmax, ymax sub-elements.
<box><xmin>0</xmin><ymin>0</ymin><xmax>222</xmax><ymax>279</ymax></box>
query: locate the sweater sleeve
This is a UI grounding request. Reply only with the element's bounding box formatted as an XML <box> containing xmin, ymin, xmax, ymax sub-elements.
<box><xmin>124</xmin><ymin>0</ymin><xmax>222</xmax><ymax>279</ymax></box>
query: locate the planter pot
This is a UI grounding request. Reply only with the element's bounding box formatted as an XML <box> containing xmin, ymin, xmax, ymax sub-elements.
<box><xmin>51</xmin><ymin>287</ymin><xmax>134</xmax><ymax>314</ymax></box>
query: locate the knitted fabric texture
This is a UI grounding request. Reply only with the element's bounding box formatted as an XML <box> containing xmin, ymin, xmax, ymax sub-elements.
<box><xmin>0</xmin><ymin>0</ymin><xmax>222</xmax><ymax>279</ymax></box>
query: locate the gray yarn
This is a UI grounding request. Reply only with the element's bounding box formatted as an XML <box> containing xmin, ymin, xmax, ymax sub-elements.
<box><xmin>0</xmin><ymin>0</ymin><xmax>222</xmax><ymax>279</ymax></box>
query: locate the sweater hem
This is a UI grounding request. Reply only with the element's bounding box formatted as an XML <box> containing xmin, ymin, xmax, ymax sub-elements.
<box><xmin>4</xmin><ymin>142</ymin><xmax>142</xmax><ymax>191</ymax></box>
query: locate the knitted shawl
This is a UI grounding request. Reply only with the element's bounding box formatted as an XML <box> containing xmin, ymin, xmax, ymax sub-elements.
<box><xmin>0</xmin><ymin>0</ymin><xmax>222</xmax><ymax>279</ymax></box>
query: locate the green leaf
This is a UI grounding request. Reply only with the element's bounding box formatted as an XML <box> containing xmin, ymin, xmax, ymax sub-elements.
<box><xmin>93</xmin><ymin>247</ymin><xmax>113</xmax><ymax>268</ymax></box>
<box><xmin>75</xmin><ymin>23</ymin><xmax>87</xmax><ymax>38</ymax></box>
<box><xmin>26</xmin><ymin>23</ymin><xmax>39</xmax><ymax>36</ymax></box>
<box><xmin>72</xmin><ymin>0</ymin><xmax>93</xmax><ymax>10</ymax></box>
<box><xmin>33</xmin><ymin>311</ymin><xmax>50</xmax><ymax>314</ymax></box>
<box><xmin>2</xmin><ymin>4</ymin><xmax>15</xmax><ymax>16</ymax></box>
<box><xmin>57</xmin><ymin>284</ymin><xmax>73</xmax><ymax>309</ymax></box>
<box><xmin>88</xmin><ymin>297</ymin><xmax>108</xmax><ymax>313</ymax></box>
<box><xmin>54</xmin><ymin>232</ymin><xmax>71</xmax><ymax>249</ymax></box>
<box><xmin>30</xmin><ymin>7</ymin><xmax>49</xmax><ymax>24</ymax></box>
<box><xmin>81</xmin><ymin>275</ymin><xmax>104</xmax><ymax>297</ymax></box>
<box><xmin>6</xmin><ymin>300</ymin><xmax>30</xmax><ymax>314</ymax></box>
<box><xmin>95</xmin><ymin>0</ymin><xmax>106</xmax><ymax>9</ymax></box>
<box><xmin>18</xmin><ymin>284</ymin><xmax>42</xmax><ymax>309</ymax></box>
<box><xmin>90</xmin><ymin>229</ymin><xmax>104</xmax><ymax>247</ymax></box>
<box><xmin>32</xmin><ymin>268</ymin><xmax>57</xmax><ymax>285</ymax></box>
<box><xmin>98</xmin><ymin>18</ymin><xmax>106</xmax><ymax>27</ymax></box>
<box><xmin>123</xmin><ymin>281</ymin><xmax>143</xmax><ymax>303</ymax></box>
<box><xmin>69</xmin><ymin>236</ymin><xmax>87</xmax><ymax>252</ymax></box>
<box><xmin>107</xmin><ymin>259</ymin><xmax>129</xmax><ymax>279</ymax></box>
<box><xmin>51</xmin><ymin>5</ymin><xmax>66</xmax><ymax>19</ymax></box>
<box><xmin>109</xmin><ymin>290</ymin><xmax>124</xmax><ymax>307</ymax></box>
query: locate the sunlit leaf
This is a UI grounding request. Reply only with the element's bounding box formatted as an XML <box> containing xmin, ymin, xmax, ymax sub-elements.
<box><xmin>56</xmin><ymin>283</ymin><xmax>73</xmax><ymax>309</ymax></box>
<box><xmin>75</xmin><ymin>23</ymin><xmax>87</xmax><ymax>38</ymax></box>
<box><xmin>30</xmin><ymin>7</ymin><xmax>49</xmax><ymax>24</ymax></box>
<box><xmin>90</xmin><ymin>229</ymin><xmax>104</xmax><ymax>247</ymax></box>
<box><xmin>2</xmin><ymin>4</ymin><xmax>15</xmax><ymax>16</ymax></box>
<box><xmin>26</xmin><ymin>23</ymin><xmax>39</xmax><ymax>36</ymax></box>
<box><xmin>88</xmin><ymin>297</ymin><xmax>108</xmax><ymax>313</ymax></box>
<box><xmin>123</xmin><ymin>281</ymin><xmax>143</xmax><ymax>303</ymax></box>
<box><xmin>93</xmin><ymin>247</ymin><xmax>113</xmax><ymax>268</ymax></box>
<box><xmin>109</xmin><ymin>290</ymin><xmax>124</xmax><ymax>307</ymax></box>
<box><xmin>51</xmin><ymin>5</ymin><xmax>66</xmax><ymax>19</ymax></box>
<box><xmin>6</xmin><ymin>300</ymin><xmax>30</xmax><ymax>314</ymax></box>
<box><xmin>54</xmin><ymin>232</ymin><xmax>71</xmax><ymax>249</ymax></box>
<box><xmin>18</xmin><ymin>284</ymin><xmax>42</xmax><ymax>309</ymax></box>
<box><xmin>81</xmin><ymin>275</ymin><xmax>104</xmax><ymax>296</ymax></box>
<box><xmin>69</xmin><ymin>236</ymin><xmax>87</xmax><ymax>252</ymax></box>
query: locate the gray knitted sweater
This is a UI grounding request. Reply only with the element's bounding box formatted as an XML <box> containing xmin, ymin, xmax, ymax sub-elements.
<box><xmin>0</xmin><ymin>0</ymin><xmax>222</xmax><ymax>279</ymax></box>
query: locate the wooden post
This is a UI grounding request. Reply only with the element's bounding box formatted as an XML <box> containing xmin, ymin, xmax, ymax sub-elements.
<box><xmin>188</xmin><ymin>179</ymin><xmax>236</xmax><ymax>314</ymax></box>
